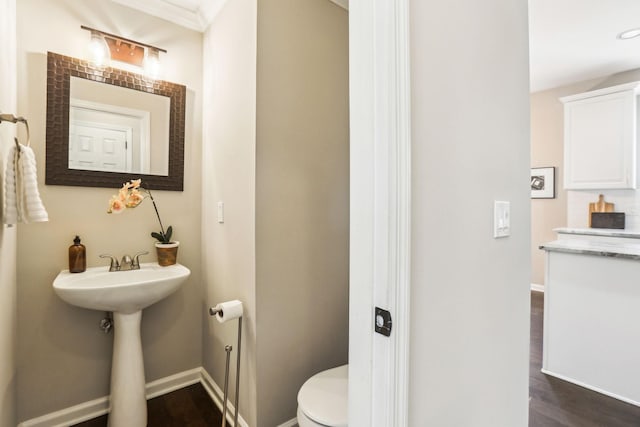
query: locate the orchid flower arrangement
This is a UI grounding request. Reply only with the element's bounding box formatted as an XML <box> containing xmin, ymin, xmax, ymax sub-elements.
<box><xmin>107</xmin><ymin>179</ymin><xmax>173</xmax><ymax>244</ymax></box>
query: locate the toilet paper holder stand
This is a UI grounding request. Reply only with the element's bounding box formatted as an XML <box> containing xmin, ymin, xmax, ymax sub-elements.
<box><xmin>209</xmin><ymin>305</ymin><xmax>242</xmax><ymax>427</ymax></box>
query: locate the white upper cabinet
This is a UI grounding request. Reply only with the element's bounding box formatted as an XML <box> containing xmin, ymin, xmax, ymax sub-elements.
<box><xmin>561</xmin><ymin>82</ymin><xmax>640</xmax><ymax>190</ymax></box>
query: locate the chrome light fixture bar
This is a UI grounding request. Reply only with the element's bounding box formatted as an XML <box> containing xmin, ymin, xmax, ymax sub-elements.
<box><xmin>81</xmin><ymin>25</ymin><xmax>167</xmax><ymax>77</ymax></box>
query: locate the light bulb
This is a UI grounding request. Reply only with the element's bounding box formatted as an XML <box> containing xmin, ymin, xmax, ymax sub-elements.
<box><xmin>89</xmin><ymin>31</ymin><xmax>109</xmax><ymax>67</ymax></box>
<box><xmin>144</xmin><ymin>48</ymin><xmax>161</xmax><ymax>80</ymax></box>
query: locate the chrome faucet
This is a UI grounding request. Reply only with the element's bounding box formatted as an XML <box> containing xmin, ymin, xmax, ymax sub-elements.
<box><xmin>99</xmin><ymin>254</ymin><xmax>120</xmax><ymax>272</ymax></box>
<box><xmin>131</xmin><ymin>251</ymin><xmax>149</xmax><ymax>269</ymax></box>
<box><xmin>120</xmin><ymin>254</ymin><xmax>133</xmax><ymax>270</ymax></box>
<box><xmin>100</xmin><ymin>251</ymin><xmax>149</xmax><ymax>272</ymax></box>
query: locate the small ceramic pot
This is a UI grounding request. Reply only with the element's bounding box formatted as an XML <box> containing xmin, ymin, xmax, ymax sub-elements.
<box><xmin>155</xmin><ymin>241</ymin><xmax>179</xmax><ymax>266</ymax></box>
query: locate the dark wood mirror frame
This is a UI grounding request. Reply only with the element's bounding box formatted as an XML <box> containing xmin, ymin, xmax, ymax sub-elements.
<box><xmin>45</xmin><ymin>51</ymin><xmax>186</xmax><ymax>191</ymax></box>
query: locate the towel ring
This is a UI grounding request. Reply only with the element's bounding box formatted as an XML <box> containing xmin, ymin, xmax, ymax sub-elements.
<box><xmin>0</xmin><ymin>113</ymin><xmax>30</xmax><ymax>147</ymax></box>
<box><xmin>21</xmin><ymin>119</ymin><xmax>30</xmax><ymax>147</ymax></box>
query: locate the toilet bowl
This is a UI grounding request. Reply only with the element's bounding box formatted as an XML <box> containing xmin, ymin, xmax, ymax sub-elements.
<box><xmin>297</xmin><ymin>364</ymin><xmax>348</xmax><ymax>427</ymax></box>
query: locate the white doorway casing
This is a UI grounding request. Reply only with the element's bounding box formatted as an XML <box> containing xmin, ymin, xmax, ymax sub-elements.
<box><xmin>348</xmin><ymin>0</ymin><xmax>411</xmax><ymax>425</ymax></box>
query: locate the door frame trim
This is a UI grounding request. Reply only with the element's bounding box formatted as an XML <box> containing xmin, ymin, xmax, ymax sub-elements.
<box><xmin>348</xmin><ymin>0</ymin><xmax>411</xmax><ymax>425</ymax></box>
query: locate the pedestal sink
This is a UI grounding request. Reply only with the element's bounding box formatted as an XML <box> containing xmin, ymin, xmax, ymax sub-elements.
<box><xmin>53</xmin><ymin>262</ymin><xmax>190</xmax><ymax>427</ymax></box>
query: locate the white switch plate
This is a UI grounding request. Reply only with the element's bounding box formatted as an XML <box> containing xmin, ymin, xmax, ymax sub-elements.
<box><xmin>494</xmin><ymin>201</ymin><xmax>510</xmax><ymax>238</ymax></box>
<box><xmin>217</xmin><ymin>201</ymin><xmax>224</xmax><ymax>223</ymax></box>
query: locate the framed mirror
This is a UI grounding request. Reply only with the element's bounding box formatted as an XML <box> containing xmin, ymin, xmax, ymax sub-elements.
<box><xmin>45</xmin><ymin>51</ymin><xmax>186</xmax><ymax>191</ymax></box>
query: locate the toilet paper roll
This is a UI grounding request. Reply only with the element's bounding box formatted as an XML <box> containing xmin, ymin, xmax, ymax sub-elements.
<box><xmin>213</xmin><ymin>300</ymin><xmax>243</xmax><ymax>323</ymax></box>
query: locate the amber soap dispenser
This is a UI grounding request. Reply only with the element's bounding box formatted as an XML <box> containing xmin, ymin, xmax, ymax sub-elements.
<box><xmin>69</xmin><ymin>235</ymin><xmax>86</xmax><ymax>273</ymax></box>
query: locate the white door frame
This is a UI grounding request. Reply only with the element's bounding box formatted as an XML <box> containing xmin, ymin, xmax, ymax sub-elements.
<box><xmin>348</xmin><ymin>0</ymin><xmax>411</xmax><ymax>425</ymax></box>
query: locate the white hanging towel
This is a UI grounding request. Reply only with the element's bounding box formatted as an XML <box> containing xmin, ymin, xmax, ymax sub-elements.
<box><xmin>3</xmin><ymin>141</ymin><xmax>48</xmax><ymax>224</ymax></box>
<box><xmin>3</xmin><ymin>143</ymin><xmax>19</xmax><ymax>224</ymax></box>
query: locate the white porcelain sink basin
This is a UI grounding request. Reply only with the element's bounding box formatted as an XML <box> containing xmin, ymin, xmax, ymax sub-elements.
<box><xmin>53</xmin><ymin>261</ymin><xmax>190</xmax><ymax>426</ymax></box>
<box><xmin>53</xmin><ymin>262</ymin><xmax>190</xmax><ymax>314</ymax></box>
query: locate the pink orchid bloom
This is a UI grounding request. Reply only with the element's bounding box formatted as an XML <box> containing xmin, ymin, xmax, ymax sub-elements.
<box><xmin>107</xmin><ymin>196</ymin><xmax>126</xmax><ymax>214</ymax></box>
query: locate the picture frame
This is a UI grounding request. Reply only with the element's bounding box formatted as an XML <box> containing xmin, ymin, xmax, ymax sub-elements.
<box><xmin>531</xmin><ymin>167</ymin><xmax>555</xmax><ymax>199</ymax></box>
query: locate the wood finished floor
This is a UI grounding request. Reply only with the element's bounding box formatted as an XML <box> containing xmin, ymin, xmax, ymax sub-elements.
<box><xmin>74</xmin><ymin>292</ymin><xmax>640</xmax><ymax>426</ymax></box>
<box><xmin>529</xmin><ymin>291</ymin><xmax>640</xmax><ymax>426</ymax></box>
<box><xmin>71</xmin><ymin>383</ymin><xmax>222</xmax><ymax>427</ymax></box>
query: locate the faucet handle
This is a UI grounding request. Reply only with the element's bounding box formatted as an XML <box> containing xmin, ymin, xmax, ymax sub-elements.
<box><xmin>99</xmin><ymin>254</ymin><xmax>120</xmax><ymax>272</ymax></box>
<box><xmin>132</xmin><ymin>251</ymin><xmax>149</xmax><ymax>269</ymax></box>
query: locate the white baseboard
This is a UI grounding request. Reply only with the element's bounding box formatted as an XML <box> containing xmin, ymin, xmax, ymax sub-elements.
<box><xmin>146</xmin><ymin>367</ymin><xmax>201</xmax><ymax>399</ymax></box>
<box><xmin>18</xmin><ymin>394</ymin><xmax>109</xmax><ymax>427</ymax></box>
<box><xmin>531</xmin><ymin>283</ymin><xmax>545</xmax><ymax>293</ymax></box>
<box><xmin>541</xmin><ymin>368</ymin><xmax>640</xmax><ymax>408</ymax></box>
<box><xmin>277</xmin><ymin>418</ymin><xmax>298</xmax><ymax>427</ymax></box>
<box><xmin>200</xmin><ymin>368</ymin><xmax>250</xmax><ymax>427</ymax></box>
<box><xmin>18</xmin><ymin>367</ymin><xmax>243</xmax><ymax>427</ymax></box>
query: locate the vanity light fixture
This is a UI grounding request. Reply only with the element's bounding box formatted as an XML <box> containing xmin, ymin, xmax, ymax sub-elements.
<box><xmin>81</xmin><ymin>25</ymin><xmax>167</xmax><ymax>77</ymax></box>
<box><xmin>617</xmin><ymin>27</ymin><xmax>640</xmax><ymax>40</ymax></box>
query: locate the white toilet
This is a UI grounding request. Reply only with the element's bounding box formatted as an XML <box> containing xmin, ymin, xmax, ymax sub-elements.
<box><xmin>297</xmin><ymin>364</ymin><xmax>348</xmax><ymax>427</ymax></box>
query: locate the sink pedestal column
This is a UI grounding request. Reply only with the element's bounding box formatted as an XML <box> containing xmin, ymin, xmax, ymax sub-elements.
<box><xmin>108</xmin><ymin>311</ymin><xmax>146</xmax><ymax>427</ymax></box>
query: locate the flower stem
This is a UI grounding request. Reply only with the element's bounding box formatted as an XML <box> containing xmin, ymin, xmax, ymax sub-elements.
<box><xmin>146</xmin><ymin>189</ymin><xmax>166</xmax><ymax>237</ymax></box>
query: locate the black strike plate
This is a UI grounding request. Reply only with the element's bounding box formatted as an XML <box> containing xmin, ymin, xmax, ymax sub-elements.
<box><xmin>375</xmin><ymin>307</ymin><xmax>392</xmax><ymax>337</ymax></box>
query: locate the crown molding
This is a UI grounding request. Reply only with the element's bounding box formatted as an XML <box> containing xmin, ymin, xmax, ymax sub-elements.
<box><xmin>113</xmin><ymin>0</ymin><xmax>344</xmax><ymax>32</ymax></box>
<box><xmin>329</xmin><ymin>0</ymin><xmax>349</xmax><ymax>10</ymax></box>
<box><xmin>110</xmin><ymin>0</ymin><xmax>223</xmax><ymax>32</ymax></box>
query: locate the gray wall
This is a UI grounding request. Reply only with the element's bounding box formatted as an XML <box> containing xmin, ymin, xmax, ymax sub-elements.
<box><xmin>202</xmin><ymin>0</ymin><xmax>258</xmax><ymax>424</ymax></box>
<box><xmin>0</xmin><ymin>0</ymin><xmax>18</xmax><ymax>424</ymax></box>
<box><xmin>202</xmin><ymin>0</ymin><xmax>349</xmax><ymax>425</ymax></box>
<box><xmin>409</xmin><ymin>0</ymin><xmax>531</xmax><ymax>425</ymax></box>
<box><xmin>16</xmin><ymin>0</ymin><xmax>203</xmax><ymax>421</ymax></box>
<box><xmin>255</xmin><ymin>0</ymin><xmax>349</xmax><ymax>425</ymax></box>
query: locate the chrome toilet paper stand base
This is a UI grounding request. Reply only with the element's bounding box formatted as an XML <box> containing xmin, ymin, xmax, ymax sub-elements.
<box><xmin>209</xmin><ymin>306</ymin><xmax>242</xmax><ymax>427</ymax></box>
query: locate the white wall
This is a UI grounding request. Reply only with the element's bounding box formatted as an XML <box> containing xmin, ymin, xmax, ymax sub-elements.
<box><xmin>409</xmin><ymin>0</ymin><xmax>531</xmax><ymax>425</ymax></box>
<box><xmin>16</xmin><ymin>0</ymin><xmax>203</xmax><ymax>421</ymax></box>
<box><xmin>0</xmin><ymin>0</ymin><xmax>18</xmax><ymax>424</ymax></box>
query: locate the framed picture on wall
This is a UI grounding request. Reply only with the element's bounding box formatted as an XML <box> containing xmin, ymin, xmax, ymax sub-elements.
<box><xmin>531</xmin><ymin>167</ymin><xmax>555</xmax><ymax>199</ymax></box>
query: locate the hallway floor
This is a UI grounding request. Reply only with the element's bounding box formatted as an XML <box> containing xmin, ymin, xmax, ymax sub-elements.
<box><xmin>529</xmin><ymin>291</ymin><xmax>640</xmax><ymax>426</ymax></box>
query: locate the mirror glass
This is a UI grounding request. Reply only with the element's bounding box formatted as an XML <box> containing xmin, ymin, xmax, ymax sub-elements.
<box><xmin>69</xmin><ymin>77</ymin><xmax>170</xmax><ymax>175</ymax></box>
<box><xmin>46</xmin><ymin>52</ymin><xmax>186</xmax><ymax>191</ymax></box>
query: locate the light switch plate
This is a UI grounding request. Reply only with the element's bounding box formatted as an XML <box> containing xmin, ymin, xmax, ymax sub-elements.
<box><xmin>217</xmin><ymin>201</ymin><xmax>224</xmax><ymax>223</ymax></box>
<box><xmin>494</xmin><ymin>201</ymin><xmax>510</xmax><ymax>238</ymax></box>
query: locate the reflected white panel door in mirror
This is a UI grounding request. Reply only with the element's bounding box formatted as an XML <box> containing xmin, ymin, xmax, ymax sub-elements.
<box><xmin>69</xmin><ymin>122</ymin><xmax>130</xmax><ymax>172</ymax></box>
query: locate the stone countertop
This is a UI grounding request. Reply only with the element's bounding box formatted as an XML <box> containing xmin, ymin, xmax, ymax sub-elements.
<box><xmin>554</xmin><ymin>227</ymin><xmax>640</xmax><ymax>239</ymax></box>
<box><xmin>540</xmin><ymin>239</ymin><xmax>640</xmax><ymax>260</ymax></box>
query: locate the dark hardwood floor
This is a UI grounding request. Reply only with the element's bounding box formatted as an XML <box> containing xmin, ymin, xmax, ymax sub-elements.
<box><xmin>72</xmin><ymin>383</ymin><xmax>222</xmax><ymax>427</ymax></box>
<box><xmin>529</xmin><ymin>291</ymin><xmax>640</xmax><ymax>426</ymax></box>
<box><xmin>74</xmin><ymin>293</ymin><xmax>640</xmax><ymax>427</ymax></box>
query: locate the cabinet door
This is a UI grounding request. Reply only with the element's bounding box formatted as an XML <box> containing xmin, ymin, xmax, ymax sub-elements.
<box><xmin>564</xmin><ymin>90</ymin><xmax>636</xmax><ymax>189</ymax></box>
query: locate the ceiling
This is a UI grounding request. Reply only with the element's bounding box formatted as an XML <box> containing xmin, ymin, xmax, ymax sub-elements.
<box><xmin>114</xmin><ymin>0</ymin><xmax>347</xmax><ymax>32</ymax></box>
<box><xmin>116</xmin><ymin>0</ymin><xmax>640</xmax><ymax>93</ymax></box>
<box><xmin>529</xmin><ymin>0</ymin><xmax>640</xmax><ymax>92</ymax></box>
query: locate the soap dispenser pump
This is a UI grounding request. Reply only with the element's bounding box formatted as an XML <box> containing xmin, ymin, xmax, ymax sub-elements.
<box><xmin>69</xmin><ymin>235</ymin><xmax>86</xmax><ymax>273</ymax></box>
